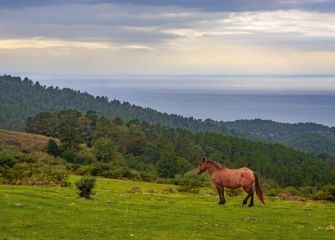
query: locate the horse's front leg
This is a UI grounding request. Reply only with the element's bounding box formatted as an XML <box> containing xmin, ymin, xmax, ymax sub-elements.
<box><xmin>221</xmin><ymin>186</ymin><xmax>226</xmax><ymax>204</ymax></box>
<box><xmin>217</xmin><ymin>185</ymin><xmax>225</xmax><ymax>205</ymax></box>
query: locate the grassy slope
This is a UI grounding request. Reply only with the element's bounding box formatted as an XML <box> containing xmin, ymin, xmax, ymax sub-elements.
<box><xmin>0</xmin><ymin>177</ymin><xmax>334</xmax><ymax>240</ymax></box>
<box><xmin>0</xmin><ymin>129</ymin><xmax>59</xmax><ymax>152</ymax></box>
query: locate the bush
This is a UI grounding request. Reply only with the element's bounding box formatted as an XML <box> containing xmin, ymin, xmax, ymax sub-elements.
<box><xmin>75</xmin><ymin>148</ymin><xmax>97</xmax><ymax>164</ymax></box>
<box><xmin>140</xmin><ymin>172</ymin><xmax>157</xmax><ymax>182</ymax></box>
<box><xmin>313</xmin><ymin>185</ymin><xmax>335</xmax><ymax>201</ymax></box>
<box><xmin>281</xmin><ymin>186</ymin><xmax>299</xmax><ymax>196</ymax></box>
<box><xmin>298</xmin><ymin>186</ymin><xmax>317</xmax><ymax>198</ymax></box>
<box><xmin>265</xmin><ymin>188</ymin><xmax>282</xmax><ymax>196</ymax></box>
<box><xmin>226</xmin><ymin>188</ymin><xmax>243</xmax><ymax>197</ymax></box>
<box><xmin>62</xmin><ymin>149</ymin><xmax>77</xmax><ymax>163</ymax></box>
<box><xmin>102</xmin><ymin>167</ymin><xmax>141</xmax><ymax>180</ymax></box>
<box><xmin>75</xmin><ymin>176</ymin><xmax>96</xmax><ymax>199</ymax></box>
<box><xmin>177</xmin><ymin>185</ymin><xmax>200</xmax><ymax>194</ymax></box>
<box><xmin>46</xmin><ymin>139</ymin><xmax>59</xmax><ymax>156</ymax></box>
<box><xmin>174</xmin><ymin>177</ymin><xmax>203</xmax><ymax>194</ymax></box>
<box><xmin>75</xmin><ymin>165</ymin><xmax>92</xmax><ymax>175</ymax></box>
<box><xmin>93</xmin><ymin>138</ymin><xmax>116</xmax><ymax>162</ymax></box>
<box><xmin>0</xmin><ymin>149</ymin><xmax>18</xmax><ymax>179</ymax></box>
<box><xmin>90</xmin><ymin>163</ymin><xmax>143</xmax><ymax>181</ymax></box>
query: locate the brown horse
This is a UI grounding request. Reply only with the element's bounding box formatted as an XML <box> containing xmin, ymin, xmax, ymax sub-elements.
<box><xmin>197</xmin><ymin>157</ymin><xmax>265</xmax><ymax>207</ymax></box>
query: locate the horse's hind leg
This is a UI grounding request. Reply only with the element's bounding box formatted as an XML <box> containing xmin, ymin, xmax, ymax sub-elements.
<box><xmin>221</xmin><ymin>186</ymin><xmax>226</xmax><ymax>204</ymax></box>
<box><xmin>242</xmin><ymin>194</ymin><xmax>250</xmax><ymax>206</ymax></box>
<box><xmin>248</xmin><ymin>191</ymin><xmax>254</xmax><ymax>207</ymax></box>
<box><xmin>242</xmin><ymin>185</ymin><xmax>253</xmax><ymax>206</ymax></box>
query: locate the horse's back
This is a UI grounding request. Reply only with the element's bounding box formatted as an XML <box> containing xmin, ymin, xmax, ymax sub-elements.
<box><xmin>230</xmin><ymin>167</ymin><xmax>255</xmax><ymax>183</ymax></box>
<box><xmin>231</xmin><ymin>167</ymin><xmax>253</xmax><ymax>175</ymax></box>
<box><xmin>239</xmin><ymin>167</ymin><xmax>255</xmax><ymax>178</ymax></box>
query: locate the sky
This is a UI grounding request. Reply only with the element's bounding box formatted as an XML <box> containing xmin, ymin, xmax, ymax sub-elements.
<box><xmin>0</xmin><ymin>0</ymin><xmax>335</xmax><ymax>81</ymax></box>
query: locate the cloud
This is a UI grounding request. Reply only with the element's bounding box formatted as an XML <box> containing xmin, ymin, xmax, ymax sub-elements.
<box><xmin>0</xmin><ymin>38</ymin><xmax>115</xmax><ymax>49</ymax></box>
<box><xmin>1</xmin><ymin>0</ymin><xmax>334</xmax><ymax>12</ymax></box>
<box><xmin>0</xmin><ymin>1</ymin><xmax>334</xmax><ymax>75</ymax></box>
<box><xmin>1</xmin><ymin>4</ymin><xmax>334</xmax><ymax>49</ymax></box>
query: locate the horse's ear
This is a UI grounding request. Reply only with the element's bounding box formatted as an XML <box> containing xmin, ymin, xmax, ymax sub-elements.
<box><xmin>202</xmin><ymin>156</ymin><xmax>207</xmax><ymax>161</ymax></box>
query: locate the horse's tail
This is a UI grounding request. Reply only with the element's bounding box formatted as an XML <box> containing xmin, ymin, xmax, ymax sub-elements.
<box><xmin>253</xmin><ymin>173</ymin><xmax>265</xmax><ymax>204</ymax></box>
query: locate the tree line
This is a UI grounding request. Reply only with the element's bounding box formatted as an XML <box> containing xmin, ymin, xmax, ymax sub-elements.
<box><xmin>1</xmin><ymin>75</ymin><xmax>335</xmax><ymax>157</ymax></box>
<box><xmin>26</xmin><ymin>109</ymin><xmax>335</xmax><ymax>187</ymax></box>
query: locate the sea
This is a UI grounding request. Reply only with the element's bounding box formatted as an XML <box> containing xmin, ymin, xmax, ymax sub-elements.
<box><xmin>40</xmin><ymin>75</ymin><xmax>335</xmax><ymax>127</ymax></box>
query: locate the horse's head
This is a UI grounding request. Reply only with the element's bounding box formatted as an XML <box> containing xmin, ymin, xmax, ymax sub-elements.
<box><xmin>197</xmin><ymin>156</ymin><xmax>209</xmax><ymax>175</ymax></box>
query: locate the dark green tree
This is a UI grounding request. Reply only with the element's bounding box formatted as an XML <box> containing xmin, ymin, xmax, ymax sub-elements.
<box><xmin>46</xmin><ymin>139</ymin><xmax>59</xmax><ymax>157</ymax></box>
<box><xmin>60</xmin><ymin>127</ymin><xmax>83</xmax><ymax>150</ymax></box>
<box><xmin>93</xmin><ymin>138</ymin><xmax>116</xmax><ymax>162</ymax></box>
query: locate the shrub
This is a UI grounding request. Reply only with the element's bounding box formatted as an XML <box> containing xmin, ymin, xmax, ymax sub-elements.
<box><xmin>46</xmin><ymin>172</ymin><xmax>69</xmax><ymax>184</ymax></box>
<box><xmin>90</xmin><ymin>163</ymin><xmax>143</xmax><ymax>181</ymax></box>
<box><xmin>140</xmin><ymin>172</ymin><xmax>157</xmax><ymax>182</ymax></box>
<box><xmin>281</xmin><ymin>186</ymin><xmax>299</xmax><ymax>196</ymax></box>
<box><xmin>62</xmin><ymin>149</ymin><xmax>77</xmax><ymax>163</ymax></box>
<box><xmin>75</xmin><ymin>148</ymin><xmax>97</xmax><ymax>164</ymax></box>
<box><xmin>174</xmin><ymin>177</ymin><xmax>203</xmax><ymax>194</ymax></box>
<box><xmin>226</xmin><ymin>188</ymin><xmax>243</xmax><ymax>197</ymax></box>
<box><xmin>75</xmin><ymin>176</ymin><xmax>96</xmax><ymax>199</ymax></box>
<box><xmin>0</xmin><ymin>149</ymin><xmax>19</xmax><ymax>181</ymax></box>
<box><xmin>182</xmin><ymin>170</ymin><xmax>211</xmax><ymax>186</ymax></box>
<box><xmin>46</xmin><ymin>139</ymin><xmax>59</xmax><ymax>156</ymax></box>
<box><xmin>177</xmin><ymin>185</ymin><xmax>200</xmax><ymax>194</ymax></box>
<box><xmin>75</xmin><ymin>165</ymin><xmax>92</xmax><ymax>175</ymax></box>
<box><xmin>298</xmin><ymin>186</ymin><xmax>317</xmax><ymax>198</ymax></box>
<box><xmin>265</xmin><ymin>188</ymin><xmax>282</xmax><ymax>196</ymax></box>
<box><xmin>101</xmin><ymin>167</ymin><xmax>141</xmax><ymax>180</ymax></box>
<box><xmin>313</xmin><ymin>185</ymin><xmax>335</xmax><ymax>201</ymax></box>
<box><xmin>93</xmin><ymin>138</ymin><xmax>116</xmax><ymax>162</ymax></box>
<box><xmin>90</xmin><ymin>163</ymin><xmax>112</xmax><ymax>176</ymax></box>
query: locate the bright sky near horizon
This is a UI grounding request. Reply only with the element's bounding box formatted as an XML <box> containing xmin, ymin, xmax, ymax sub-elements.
<box><xmin>0</xmin><ymin>0</ymin><xmax>335</xmax><ymax>88</ymax></box>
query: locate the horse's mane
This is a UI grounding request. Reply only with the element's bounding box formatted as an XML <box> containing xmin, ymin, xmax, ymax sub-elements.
<box><xmin>208</xmin><ymin>160</ymin><xmax>226</xmax><ymax>169</ymax></box>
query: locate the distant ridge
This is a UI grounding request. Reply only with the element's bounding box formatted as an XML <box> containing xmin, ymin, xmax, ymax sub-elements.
<box><xmin>225</xmin><ymin>119</ymin><xmax>335</xmax><ymax>157</ymax></box>
<box><xmin>0</xmin><ymin>75</ymin><xmax>229</xmax><ymax>134</ymax></box>
<box><xmin>1</xmin><ymin>75</ymin><xmax>335</xmax><ymax>157</ymax></box>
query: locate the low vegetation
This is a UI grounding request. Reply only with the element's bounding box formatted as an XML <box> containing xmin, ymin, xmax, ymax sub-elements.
<box><xmin>75</xmin><ymin>176</ymin><xmax>96</xmax><ymax>199</ymax></box>
<box><xmin>0</xmin><ymin>146</ymin><xmax>69</xmax><ymax>186</ymax></box>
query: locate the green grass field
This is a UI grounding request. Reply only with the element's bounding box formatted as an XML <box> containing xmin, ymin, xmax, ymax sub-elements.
<box><xmin>0</xmin><ymin>176</ymin><xmax>334</xmax><ymax>240</ymax></box>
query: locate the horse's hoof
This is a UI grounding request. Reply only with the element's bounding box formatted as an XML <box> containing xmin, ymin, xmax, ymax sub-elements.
<box><xmin>218</xmin><ymin>201</ymin><xmax>226</xmax><ymax>205</ymax></box>
<box><xmin>248</xmin><ymin>204</ymin><xmax>254</xmax><ymax>207</ymax></box>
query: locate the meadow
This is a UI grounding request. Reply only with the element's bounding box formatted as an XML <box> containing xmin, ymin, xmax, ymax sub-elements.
<box><xmin>0</xmin><ymin>176</ymin><xmax>334</xmax><ymax>240</ymax></box>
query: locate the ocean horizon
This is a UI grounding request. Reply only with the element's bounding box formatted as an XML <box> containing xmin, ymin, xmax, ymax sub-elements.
<box><xmin>39</xmin><ymin>75</ymin><xmax>335</xmax><ymax>127</ymax></box>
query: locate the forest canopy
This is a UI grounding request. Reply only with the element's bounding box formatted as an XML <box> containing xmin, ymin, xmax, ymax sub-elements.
<box><xmin>1</xmin><ymin>75</ymin><xmax>335</xmax><ymax>157</ymax></box>
<box><xmin>25</xmin><ymin>109</ymin><xmax>335</xmax><ymax>187</ymax></box>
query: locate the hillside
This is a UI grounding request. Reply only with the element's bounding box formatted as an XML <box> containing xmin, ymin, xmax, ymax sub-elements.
<box><xmin>24</xmin><ymin>109</ymin><xmax>335</xmax><ymax>187</ymax></box>
<box><xmin>1</xmin><ymin>176</ymin><xmax>335</xmax><ymax>240</ymax></box>
<box><xmin>286</xmin><ymin>133</ymin><xmax>335</xmax><ymax>157</ymax></box>
<box><xmin>225</xmin><ymin>119</ymin><xmax>335</xmax><ymax>157</ymax></box>
<box><xmin>0</xmin><ymin>75</ymin><xmax>229</xmax><ymax>134</ymax></box>
<box><xmin>0</xmin><ymin>129</ymin><xmax>59</xmax><ymax>152</ymax></box>
<box><xmin>1</xmin><ymin>75</ymin><xmax>335</xmax><ymax>157</ymax></box>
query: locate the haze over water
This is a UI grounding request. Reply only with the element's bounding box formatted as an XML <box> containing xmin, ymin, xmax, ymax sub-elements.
<box><xmin>40</xmin><ymin>75</ymin><xmax>335</xmax><ymax>127</ymax></box>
